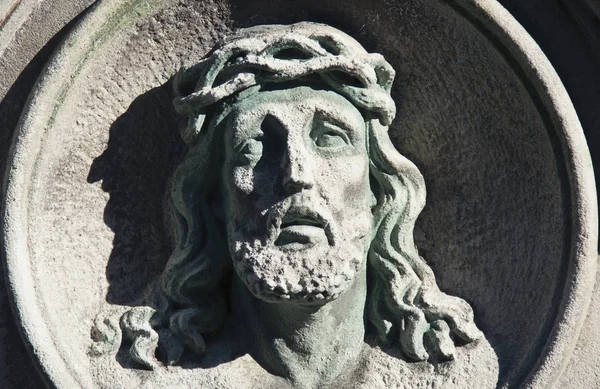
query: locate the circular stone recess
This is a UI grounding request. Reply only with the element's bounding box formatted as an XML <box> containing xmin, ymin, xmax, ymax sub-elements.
<box><xmin>2</xmin><ymin>0</ymin><xmax>596</xmax><ymax>388</ymax></box>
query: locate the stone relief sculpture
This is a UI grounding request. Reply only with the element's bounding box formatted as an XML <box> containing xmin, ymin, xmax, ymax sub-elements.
<box><xmin>4</xmin><ymin>0</ymin><xmax>597</xmax><ymax>386</ymax></box>
<box><xmin>92</xmin><ymin>22</ymin><xmax>483</xmax><ymax>387</ymax></box>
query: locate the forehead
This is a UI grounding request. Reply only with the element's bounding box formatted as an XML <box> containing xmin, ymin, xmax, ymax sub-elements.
<box><xmin>227</xmin><ymin>86</ymin><xmax>366</xmax><ymax>131</ymax></box>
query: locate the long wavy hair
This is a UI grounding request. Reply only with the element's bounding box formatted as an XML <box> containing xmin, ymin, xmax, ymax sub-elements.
<box><xmin>91</xmin><ymin>22</ymin><xmax>481</xmax><ymax>369</ymax></box>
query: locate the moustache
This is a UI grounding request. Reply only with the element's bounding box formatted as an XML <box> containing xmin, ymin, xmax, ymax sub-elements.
<box><xmin>265</xmin><ymin>194</ymin><xmax>338</xmax><ymax>246</ymax></box>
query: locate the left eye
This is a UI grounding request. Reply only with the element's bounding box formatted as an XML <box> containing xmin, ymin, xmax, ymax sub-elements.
<box><xmin>312</xmin><ymin>123</ymin><xmax>350</xmax><ymax>148</ymax></box>
<box><xmin>315</xmin><ymin>132</ymin><xmax>347</xmax><ymax>148</ymax></box>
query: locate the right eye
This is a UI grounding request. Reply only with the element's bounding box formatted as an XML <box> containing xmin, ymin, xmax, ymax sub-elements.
<box><xmin>239</xmin><ymin>138</ymin><xmax>263</xmax><ymax>156</ymax></box>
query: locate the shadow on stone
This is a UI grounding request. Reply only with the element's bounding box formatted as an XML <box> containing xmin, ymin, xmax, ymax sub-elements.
<box><xmin>228</xmin><ymin>0</ymin><xmax>379</xmax><ymax>52</ymax></box>
<box><xmin>87</xmin><ymin>79</ymin><xmax>184</xmax><ymax>307</ymax></box>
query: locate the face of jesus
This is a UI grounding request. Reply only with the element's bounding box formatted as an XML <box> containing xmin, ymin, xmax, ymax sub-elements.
<box><xmin>221</xmin><ymin>86</ymin><xmax>376</xmax><ymax>304</ymax></box>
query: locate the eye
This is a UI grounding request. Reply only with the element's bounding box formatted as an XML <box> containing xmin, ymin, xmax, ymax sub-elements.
<box><xmin>238</xmin><ymin>138</ymin><xmax>263</xmax><ymax>156</ymax></box>
<box><xmin>312</xmin><ymin>122</ymin><xmax>350</xmax><ymax>149</ymax></box>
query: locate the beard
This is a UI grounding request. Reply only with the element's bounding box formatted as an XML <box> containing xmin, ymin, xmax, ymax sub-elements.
<box><xmin>228</xmin><ymin>195</ymin><xmax>373</xmax><ymax>304</ymax></box>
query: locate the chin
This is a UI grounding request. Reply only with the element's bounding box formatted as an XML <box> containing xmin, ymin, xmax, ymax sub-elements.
<box><xmin>232</xmin><ymin>239</ymin><xmax>364</xmax><ymax>305</ymax></box>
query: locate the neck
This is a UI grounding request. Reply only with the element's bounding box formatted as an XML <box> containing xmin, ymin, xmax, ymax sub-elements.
<box><xmin>231</xmin><ymin>264</ymin><xmax>367</xmax><ymax>389</ymax></box>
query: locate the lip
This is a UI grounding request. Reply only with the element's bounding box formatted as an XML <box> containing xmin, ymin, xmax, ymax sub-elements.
<box><xmin>275</xmin><ymin>208</ymin><xmax>328</xmax><ymax>248</ymax></box>
<box><xmin>280</xmin><ymin>215</ymin><xmax>324</xmax><ymax>229</ymax></box>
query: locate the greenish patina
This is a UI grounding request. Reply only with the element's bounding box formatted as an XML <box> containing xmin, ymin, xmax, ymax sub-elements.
<box><xmin>92</xmin><ymin>22</ymin><xmax>482</xmax><ymax>388</ymax></box>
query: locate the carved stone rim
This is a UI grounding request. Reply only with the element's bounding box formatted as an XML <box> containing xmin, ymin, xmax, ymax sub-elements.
<box><xmin>1</xmin><ymin>0</ymin><xmax>597</xmax><ymax>388</ymax></box>
<box><xmin>450</xmin><ymin>1</ymin><xmax>597</xmax><ymax>387</ymax></box>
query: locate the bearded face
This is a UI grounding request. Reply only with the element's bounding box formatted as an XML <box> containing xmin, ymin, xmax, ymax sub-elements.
<box><xmin>221</xmin><ymin>86</ymin><xmax>375</xmax><ymax>304</ymax></box>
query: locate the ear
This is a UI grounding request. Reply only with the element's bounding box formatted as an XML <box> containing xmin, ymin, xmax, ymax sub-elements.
<box><xmin>208</xmin><ymin>187</ymin><xmax>225</xmax><ymax>223</ymax></box>
<box><xmin>369</xmin><ymin>188</ymin><xmax>378</xmax><ymax>209</ymax></box>
<box><xmin>368</xmin><ymin>170</ymin><xmax>381</xmax><ymax>212</ymax></box>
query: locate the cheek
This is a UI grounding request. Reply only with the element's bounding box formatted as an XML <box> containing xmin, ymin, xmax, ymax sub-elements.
<box><xmin>316</xmin><ymin>155</ymin><xmax>371</xmax><ymax>208</ymax></box>
<box><xmin>226</xmin><ymin>164</ymin><xmax>278</xmax><ymax>210</ymax></box>
<box><xmin>230</xmin><ymin>165</ymin><xmax>254</xmax><ymax>195</ymax></box>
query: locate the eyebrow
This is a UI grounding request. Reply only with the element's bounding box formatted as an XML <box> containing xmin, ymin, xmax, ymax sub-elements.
<box><xmin>313</xmin><ymin>108</ymin><xmax>363</xmax><ymax>135</ymax></box>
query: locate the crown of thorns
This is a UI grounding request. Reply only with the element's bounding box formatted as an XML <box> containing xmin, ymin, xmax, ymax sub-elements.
<box><xmin>173</xmin><ymin>22</ymin><xmax>396</xmax><ymax>143</ymax></box>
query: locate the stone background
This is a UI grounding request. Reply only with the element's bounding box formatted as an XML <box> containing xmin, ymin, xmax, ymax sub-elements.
<box><xmin>0</xmin><ymin>1</ymin><xmax>598</xmax><ymax>387</ymax></box>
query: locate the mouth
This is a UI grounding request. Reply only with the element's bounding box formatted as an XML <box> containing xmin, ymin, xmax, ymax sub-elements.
<box><xmin>275</xmin><ymin>208</ymin><xmax>328</xmax><ymax>249</ymax></box>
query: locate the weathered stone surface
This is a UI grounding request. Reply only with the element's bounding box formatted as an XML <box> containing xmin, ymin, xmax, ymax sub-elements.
<box><xmin>0</xmin><ymin>0</ymin><xmax>598</xmax><ymax>388</ymax></box>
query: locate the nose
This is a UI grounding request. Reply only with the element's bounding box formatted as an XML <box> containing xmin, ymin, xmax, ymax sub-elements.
<box><xmin>281</xmin><ymin>146</ymin><xmax>314</xmax><ymax>194</ymax></box>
